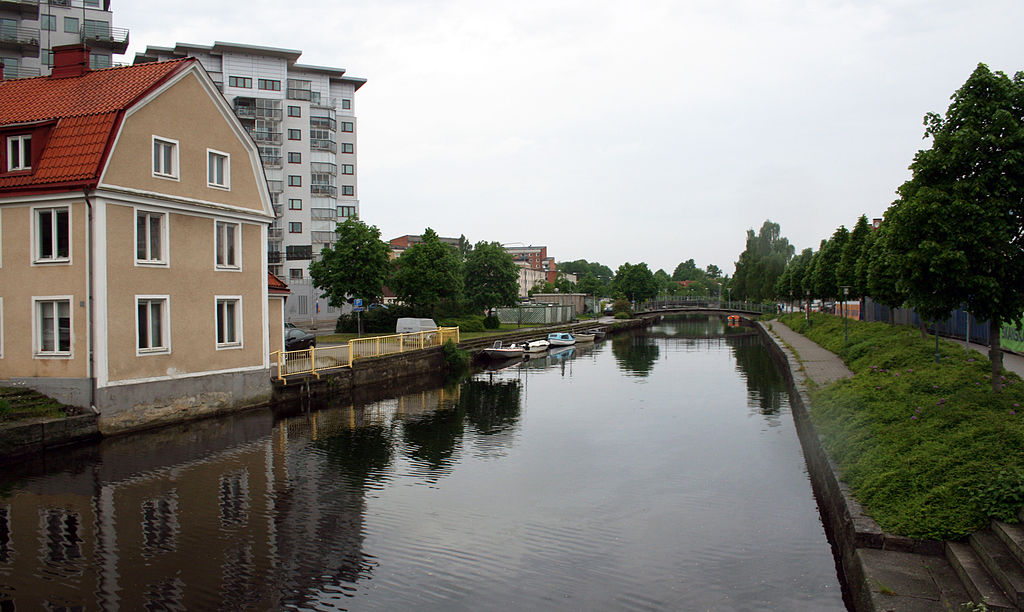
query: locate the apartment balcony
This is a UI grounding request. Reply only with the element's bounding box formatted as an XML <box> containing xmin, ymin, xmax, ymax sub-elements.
<box><xmin>311</xmin><ymin>208</ymin><xmax>337</xmax><ymax>222</ymax></box>
<box><xmin>0</xmin><ymin>63</ymin><xmax>40</xmax><ymax>79</ymax></box>
<box><xmin>234</xmin><ymin>101</ymin><xmax>283</xmax><ymax>121</ymax></box>
<box><xmin>310</xmin><ymin>139</ymin><xmax>336</xmax><ymax>153</ymax></box>
<box><xmin>0</xmin><ymin>26</ymin><xmax>40</xmax><ymax>52</ymax></box>
<box><xmin>310</xmin><ymin>116</ymin><xmax>337</xmax><ymax>131</ymax></box>
<box><xmin>286</xmin><ymin>245</ymin><xmax>313</xmax><ymax>260</ymax></box>
<box><xmin>311</xmin><ymin>162</ymin><xmax>337</xmax><ymax>176</ymax></box>
<box><xmin>286</xmin><ymin>87</ymin><xmax>312</xmax><ymax>101</ymax></box>
<box><xmin>272</xmin><ymin>204</ymin><xmax>282</xmax><ymax>217</ymax></box>
<box><xmin>310</xmin><ymin>184</ymin><xmax>337</xmax><ymax>198</ymax></box>
<box><xmin>81</xmin><ymin>25</ymin><xmax>128</xmax><ymax>54</ymax></box>
<box><xmin>268</xmin><ymin>250</ymin><xmax>284</xmax><ymax>264</ymax></box>
<box><xmin>266</xmin><ymin>180</ymin><xmax>284</xmax><ymax>194</ymax></box>
<box><xmin>0</xmin><ymin>0</ymin><xmax>38</xmax><ymax>17</ymax></box>
<box><xmin>247</xmin><ymin>128</ymin><xmax>282</xmax><ymax>145</ymax></box>
<box><xmin>269</xmin><ymin>228</ymin><xmax>283</xmax><ymax>239</ymax></box>
<box><xmin>260</xmin><ymin>154</ymin><xmax>282</xmax><ymax>168</ymax></box>
<box><xmin>311</xmin><ymin>231</ymin><xmax>337</xmax><ymax>244</ymax></box>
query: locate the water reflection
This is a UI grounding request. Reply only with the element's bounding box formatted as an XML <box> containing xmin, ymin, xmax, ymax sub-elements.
<box><xmin>611</xmin><ymin>335</ymin><xmax>660</xmax><ymax>376</ymax></box>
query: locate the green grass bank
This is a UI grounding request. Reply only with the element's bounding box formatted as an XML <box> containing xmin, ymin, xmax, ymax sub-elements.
<box><xmin>777</xmin><ymin>312</ymin><xmax>1024</xmax><ymax>540</ymax></box>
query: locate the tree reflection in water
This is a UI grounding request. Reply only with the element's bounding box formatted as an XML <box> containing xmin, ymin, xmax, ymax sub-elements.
<box><xmin>611</xmin><ymin>334</ymin><xmax>660</xmax><ymax>376</ymax></box>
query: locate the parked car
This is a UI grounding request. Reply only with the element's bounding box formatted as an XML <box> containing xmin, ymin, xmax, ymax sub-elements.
<box><xmin>285</xmin><ymin>327</ymin><xmax>316</xmax><ymax>350</ymax></box>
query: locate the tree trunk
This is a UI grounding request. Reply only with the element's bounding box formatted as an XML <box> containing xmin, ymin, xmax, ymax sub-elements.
<box><xmin>991</xmin><ymin>318</ymin><xmax>1003</xmax><ymax>392</ymax></box>
<box><xmin>919</xmin><ymin>320</ymin><xmax>927</xmax><ymax>340</ymax></box>
<box><xmin>888</xmin><ymin>307</ymin><xmax>895</xmax><ymax>327</ymax></box>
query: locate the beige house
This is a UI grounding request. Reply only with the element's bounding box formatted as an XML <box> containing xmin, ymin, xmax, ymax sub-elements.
<box><xmin>0</xmin><ymin>45</ymin><xmax>283</xmax><ymax>434</ymax></box>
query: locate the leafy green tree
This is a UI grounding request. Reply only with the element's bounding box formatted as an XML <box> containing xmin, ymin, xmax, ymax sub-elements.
<box><xmin>577</xmin><ymin>272</ymin><xmax>604</xmax><ymax>298</ymax></box>
<box><xmin>884</xmin><ymin>63</ymin><xmax>1024</xmax><ymax>384</ymax></box>
<box><xmin>732</xmin><ymin>220</ymin><xmax>794</xmax><ymax>301</ymax></box>
<box><xmin>309</xmin><ymin>217</ymin><xmax>392</xmax><ymax>307</ymax></box>
<box><xmin>672</xmin><ymin>259</ymin><xmax>706</xmax><ymax>281</ymax></box>
<box><xmin>866</xmin><ymin>222</ymin><xmax>905</xmax><ymax>326</ymax></box>
<box><xmin>613</xmin><ymin>262</ymin><xmax>659</xmax><ymax>302</ymax></box>
<box><xmin>390</xmin><ymin>228</ymin><xmax>464</xmax><ymax>315</ymax></box>
<box><xmin>463</xmin><ymin>240</ymin><xmax>519</xmax><ymax>313</ymax></box>
<box><xmin>802</xmin><ymin>243</ymin><xmax>823</xmax><ymax>303</ymax></box>
<box><xmin>785</xmin><ymin>248</ymin><xmax>814</xmax><ymax>308</ymax></box>
<box><xmin>557</xmin><ymin>259</ymin><xmax>614</xmax><ymax>283</ymax></box>
<box><xmin>811</xmin><ymin>226</ymin><xmax>848</xmax><ymax>301</ymax></box>
<box><xmin>838</xmin><ymin>215</ymin><xmax>871</xmax><ymax>297</ymax></box>
<box><xmin>705</xmin><ymin>263</ymin><xmax>722</xmax><ymax>279</ymax></box>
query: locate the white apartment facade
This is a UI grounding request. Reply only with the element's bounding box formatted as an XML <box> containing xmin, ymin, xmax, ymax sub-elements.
<box><xmin>135</xmin><ymin>42</ymin><xmax>365</xmax><ymax>324</ymax></box>
<box><xmin>0</xmin><ymin>0</ymin><xmax>126</xmax><ymax>79</ymax></box>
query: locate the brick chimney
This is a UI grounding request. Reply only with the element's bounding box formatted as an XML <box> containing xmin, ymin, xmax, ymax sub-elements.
<box><xmin>51</xmin><ymin>44</ymin><xmax>91</xmax><ymax>78</ymax></box>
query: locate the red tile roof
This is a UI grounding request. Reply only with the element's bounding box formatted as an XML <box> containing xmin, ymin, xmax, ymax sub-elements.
<box><xmin>268</xmin><ymin>272</ymin><xmax>290</xmax><ymax>295</ymax></box>
<box><xmin>0</xmin><ymin>58</ymin><xmax>193</xmax><ymax>194</ymax></box>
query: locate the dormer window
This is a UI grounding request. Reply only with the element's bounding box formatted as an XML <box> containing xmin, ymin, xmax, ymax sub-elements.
<box><xmin>7</xmin><ymin>135</ymin><xmax>31</xmax><ymax>171</ymax></box>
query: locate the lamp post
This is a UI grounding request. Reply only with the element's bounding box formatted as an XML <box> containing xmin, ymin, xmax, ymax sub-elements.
<box><xmin>840</xmin><ymin>286</ymin><xmax>851</xmax><ymax>346</ymax></box>
<box><xmin>806</xmin><ymin>290</ymin><xmax>811</xmax><ymax>325</ymax></box>
<box><xmin>727</xmin><ymin>287</ymin><xmax>732</xmax><ymax>309</ymax></box>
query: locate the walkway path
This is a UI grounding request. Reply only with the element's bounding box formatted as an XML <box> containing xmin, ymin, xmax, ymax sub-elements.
<box><xmin>768</xmin><ymin>320</ymin><xmax>854</xmax><ymax>385</ymax></box>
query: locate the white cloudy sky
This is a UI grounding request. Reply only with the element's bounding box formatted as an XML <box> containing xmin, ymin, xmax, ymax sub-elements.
<box><xmin>118</xmin><ymin>0</ymin><xmax>1023</xmax><ymax>276</ymax></box>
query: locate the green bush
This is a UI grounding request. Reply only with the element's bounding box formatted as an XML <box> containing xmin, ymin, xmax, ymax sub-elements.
<box><xmin>334</xmin><ymin>304</ymin><xmax>416</xmax><ymax>333</ymax></box>
<box><xmin>442</xmin><ymin>339</ymin><xmax>470</xmax><ymax>372</ymax></box>
<box><xmin>483</xmin><ymin>315</ymin><xmax>500</xmax><ymax>329</ymax></box>
<box><xmin>614</xmin><ymin>311</ymin><xmax>631</xmax><ymax>319</ymax></box>
<box><xmin>439</xmin><ymin>316</ymin><xmax>486</xmax><ymax>332</ymax></box>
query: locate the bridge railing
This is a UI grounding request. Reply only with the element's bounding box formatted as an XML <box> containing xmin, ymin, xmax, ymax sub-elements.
<box><xmin>638</xmin><ymin>298</ymin><xmax>779</xmax><ymax>315</ymax></box>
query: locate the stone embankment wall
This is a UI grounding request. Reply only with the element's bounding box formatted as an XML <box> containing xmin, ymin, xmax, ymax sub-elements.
<box><xmin>0</xmin><ymin>414</ymin><xmax>100</xmax><ymax>462</ymax></box>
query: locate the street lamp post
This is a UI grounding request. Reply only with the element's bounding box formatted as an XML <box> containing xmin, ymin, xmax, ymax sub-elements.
<box><xmin>806</xmin><ymin>290</ymin><xmax>811</xmax><ymax>325</ymax></box>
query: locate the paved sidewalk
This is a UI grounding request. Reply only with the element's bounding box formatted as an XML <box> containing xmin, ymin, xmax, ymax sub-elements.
<box><xmin>768</xmin><ymin>320</ymin><xmax>854</xmax><ymax>385</ymax></box>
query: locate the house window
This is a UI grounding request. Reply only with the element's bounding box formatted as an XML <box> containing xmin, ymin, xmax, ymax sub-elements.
<box><xmin>152</xmin><ymin>137</ymin><xmax>178</xmax><ymax>179</ymax></box>
<box><xmin>288</xmin><ymin>175</ymin><xmax>301</xmax><ymax>187</ymax></box>
<box><xmin>287</xmin><ymin>129</ymin><xmax>301</xmax><ymax>141</ymax></box>
<box><xmin>289</xmin><ymin>268</ymin><xmax>302</xmax><ymax>280</ymax></box>
<box><xmin>63</xmin><ymin>16</ymin><xmax>79</xmax><ymax>33</ymax></box>
<box><xmin>287</xmin><ymin>106</ymin><xmax>301</xmax><ymax>118</ymax></box>
<box><xmin>40</xmin><ymin>14</ymin><xmax>56</xmax><ymax>31</ymax></box>
<box><xmin>136</xmin><ymin>210</ymin><xmax>166</xmax><ymax>264</ymax></box>
<box><xmin>258</xmin><ymin>79</ymin><xmax>281</xmax><ymax>91</ymax></box>
<box><xmin>341</xmin><ymin>164</ymin><xmax>354</xmax><ymax>175</ymax></box>
<box><xmin>207</xmin><ymin>150</ymin><xmax>229</xmax><ymax>189</ymax></box>
<box><xmin>341</xmin><ymin>99</ymin><xmax>351</xmax><ymax>110</ymax></box>
<box><xmin>288</xmin><ymin>222</ymin><xmax>302</xmax><ymax>233</ymax></box>
<box><xmin>215</xmin><ymin>298</ymin><xmax>241</xmax><ymax>348</ymax></box>
<box><xmin>35</xmin><ymin>298</ymin><xmax>71</xmax><ymax>356</ymax></box>
<box><xmin>287</xmin><ymin>152</ymin><xmax>301</xmax><ymax>164</ymax></box>
<box><xmin>288</xmin><ymin>199</ymin><xmax>302</xmax><ymax>210</ymax></box>
<box><xmin>35</xmin><ymin>206</ymin><xmax>69</xmax><ymax>262</ymax></box>
<box><xmin>136</xmin><ymin>297</ymin><xmax>169</xmax><ymax>354</ymax></box>
<box><xmin>339</xmin><ymin>206</ymin><xmax>356</xmax><ymax>218</ymax></box>
<box><xmin>341</xmin><ymin>143</ymin><xmax>354</xmax><ymax>154</ymax></box>
<box><xmin>215</xmin><ymin>221</ymin><xmax>240</xmax><ymax>269</ymax></box>
<box><xmin>341</xmin><ymin>185</ymin><xmax>355</xmax><ymax>196</ymax></box>
<box><xmin>7</xmin><ymin>135</ymin><xmax>31</xmax><ymax>171</ymax></box>
<box><xmin>341</xmin><ymin>122</ymin><xmax>354</xmax><ymax>132</ymax></box>
<box><xmin>89</xmin><ymin>53</ymin><xmax>111</xmax><ymax>70</ymax></box>
<box><xmin>228</xmin><ymin>76</ymin><xmax>252</xmax><ymax>89</ymax></box>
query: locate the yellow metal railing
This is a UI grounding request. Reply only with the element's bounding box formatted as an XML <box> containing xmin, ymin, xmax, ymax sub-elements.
<box><xmin>272</xmin><ymin>327</ymin><xmax>460</xmax><ymax>383</ymax></box>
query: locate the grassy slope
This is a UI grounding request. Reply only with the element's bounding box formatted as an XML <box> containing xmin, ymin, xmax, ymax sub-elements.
<box><xmin>779</xmin><ymin>312</ymin><xmax>1024</xmax><ymax>540</ymax></box>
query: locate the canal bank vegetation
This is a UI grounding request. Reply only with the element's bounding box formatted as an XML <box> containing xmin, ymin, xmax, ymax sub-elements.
<box><xmin>0</xmin><ymin>387</ymin><xmax>74</xmax><ymax>424</ymax></box>
<box><xmin>780</xmin><ymin>312</ymin><xmax>1024</xmax><ymax>540</ymax></box>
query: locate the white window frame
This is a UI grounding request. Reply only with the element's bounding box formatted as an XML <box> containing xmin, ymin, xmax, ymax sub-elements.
<box><xmin>215</xmin><ymin>296</ymin><xmax>243</xmax><ymax>350</ymax></box>
<box><xmin>32</xmin><ymin>205</ymin><xmax>71</xmax><ymax>264</ymax></box>
<box><xmin>7</xmin><ymin>134</ymin><xmax>31</xmax><ymax>171</ymax></box>
<box><xmin>135</xmin><ymin>295</ymin><xmax>170</xmax><ymax>355</ymax></box>
<box><xmin>214</xmin><ymin>220</ymin><xmax>241</xmax><ymax>271</ymax></box>
<box><xmin>134</xmin><ymin>208</ymin><xmax>168</xmax><ymax>266</ymax></box>
<box><xmin>33</xmin><ymin>296</ymin><xmax>73</xmax><ymax>358</ymax></box>
<box><xmin>152</xmin><ymin>136</ymin><xmax>179</xmax><ymax>180</ymax></box>
<box><xmin>207</xmin><ymin>149</ymin><xmax>230</xmax><ymax>190</ymax></box>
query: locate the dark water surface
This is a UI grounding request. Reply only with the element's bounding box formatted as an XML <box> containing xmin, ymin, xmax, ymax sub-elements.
<box><xmin>0</xmin><ymin>315</ymin><xmax>846</xmax><ymax>610</ymax></box>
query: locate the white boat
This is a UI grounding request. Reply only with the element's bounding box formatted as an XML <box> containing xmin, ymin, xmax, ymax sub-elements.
<box><xmin>547</xmin><ymin>332</ymin><xmax>576</xmax><ymax>346</ymax></box>
<box><xmin>574</xmin><ymin>331</ymin><xmax>596</xmax><ymax>343</ymax></box>
<box><xmin>481</xmin><ymin>341</ymin><xmax>525</xmax><ymax>360</ymax></box>
<box><xmin>515</xmin><ymin>339</ymin><xmax>550</xmax><ymax>353</ymax></box>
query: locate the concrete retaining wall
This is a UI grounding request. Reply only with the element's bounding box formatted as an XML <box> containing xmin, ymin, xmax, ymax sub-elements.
<box><xmin>0</xmin><ymin>414</ymin><xmax>100</xmax><ymax>462</ymax></box>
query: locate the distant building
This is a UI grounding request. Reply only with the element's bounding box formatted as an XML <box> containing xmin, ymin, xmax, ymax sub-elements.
<box><xmin>505</xmin><ymin>245</ymin><xmax>559</xmax><ymax>283</ymax></box>
<box><xmin>388</xmin><ymin>234</ymin><xmax>463</xmax><ymax>258</ymax></box>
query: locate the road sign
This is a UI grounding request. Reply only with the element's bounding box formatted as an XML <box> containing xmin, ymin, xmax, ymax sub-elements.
<box><xmin>354</xmin><ymin>298</ymin><xmax>363</xmax><ymax>307</ymax></box>
<box><xmin>353</xmin><ymin>307</ymin><xmax>364</xmax><ymax>312</ymax></box>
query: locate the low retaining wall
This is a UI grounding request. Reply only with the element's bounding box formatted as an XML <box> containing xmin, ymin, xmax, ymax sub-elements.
<box><xmin>0</xmin><ymin>414</ymin><xmax>100</xmax><ymax>462</ymax></box>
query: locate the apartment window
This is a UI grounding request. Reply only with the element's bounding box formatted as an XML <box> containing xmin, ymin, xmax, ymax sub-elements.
<box><xmin>40</xmin><ymin>49</ymin><xmax>53</xmax><ymax>66</ymax></box>
<box><xmin>35</xmin><ymin>206</ymin><xmax>69</xmax><ymax>262</ymax></box>
<box><xmin>215</xmin><ymin>221</ymin><xmax>240</xmax><ymax>269</ymax></box>
<box><xmin>287</xmin><ymin>152</ymin><xmax>301</xmax><ymax>164</ymax></box>
<box><xmin>288</xmin><ymin>175</ymin><xmax>301</xmax><ymax>187</ymax></box>
<box><xmin>84</xmin><ymin>0</ymin><xmax>100</xmax><ymax>6</ymax></box>
<box><xmin>89</xmin><ymin>53</ymin><xmax>111</xmax><ymax>70</ymax></box>
<box><xmin>288</xmin><ymin>199</ymin><xmax>302</xmax><ymax>210</ymax></box>
<box><xmin>35</xmin><ymin>298</ymin><xmax>71</xmax><ymax>355</ymax></box>
<box><xmin>287</xmin><ymin>129</ymin><xmax>301</xmax><ymax>141</ymax></box>
<box><xmin>63</xmin><ymin>16</ymin><xmax>79</xmax><ymax>33</ymax></box>
<box><xmin>215</xmin><ymin>298</ymin><xmax>241</xmax><ymax>348</ymax></box>
<box><xmin>7</xmin><ymin>135</ymin><xmax>31</xmax><ymax>171</ymax></box>
<box><xmin>40</xmin><ymin>14</ymin><xmax>56</xmax><ymax>31</ymax></box>
<box><xmin>341</xmin><ymin>164</ymin><xmax>354</xmax><ymax>175</ymax></box>
<box><xmin>341</xmin><ymin>143</ymin><xmax>354</xmax><ymax>154</ymax></box>
<box><xmin>287</xmin><ymin>106</ymin><xmax>301</xmax><ymax>117</ymax></box>
<box><xmin>341</xmin><ymin>122</ymin><xmax>354</xmax><ymax>132</ymax></box>
<box><xmin>341</xmin><ymin>185</ymin><xmax>355</xmax><ymax>196</ymax></box>
<box><xmin>288</xmin><ymin>222</ymin><xmax>302</xmax><ymax>233</ymax></box>
<box><xmin>207</xmin><ymin>150</ymin><xmax>230</xmax><ymax>189</ymax></box>
<box><xmin>136</xmin><ymin>297</ymin><xmax>169</xmax><ymax>354</ymax></box>
<box><xmin>136</xmin><ymin>210</ymin><xmax>166</xmax><ymax>264</ymax></box>
<box><xmin>0</xmin><ymin>57</ymin><xmax>17</xmax><ymax>81</ymax></box>
<box><xmin>83</xmin><ymin>19</ymin><xmax>108</xmax><ymax>37</ymax></box>
<box><xmin>228</xmin><ymin>76</ymin><xmax>252</xmax><ymax>89</ymax></box>
<box><xmin>258</xmin><ymin>79</ymin><xmax>281</xmax><ymax>91</ymax></box>
<box><xmin>339</xmin><ymin>206</ymin><xmax>356</xmax><ymax>218</ymax></box>
<box><xmin>289</xmin><ymin>269</ymin><xmax>302</xmax><ymax>280</ymax></box>
<box><xmin>152</xmin><ymin>137</ymin><xmax>178</xmax><ymax>179</ymax></box>
<box><xmin>341</xmin><ymin>99</ymin><xmax>351</xmax><ymax>110</ymax></box>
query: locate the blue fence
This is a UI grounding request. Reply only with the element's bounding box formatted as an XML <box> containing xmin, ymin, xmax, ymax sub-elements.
<box><xmin>863</xmin><ymin>298</ymin><xmax>991</xmax><ymax>345</ymax></box>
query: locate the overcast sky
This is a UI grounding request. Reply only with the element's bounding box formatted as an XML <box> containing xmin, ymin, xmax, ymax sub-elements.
<box><xmin>118</xmin><ymin>0</ymin><xmax>1023</xmax><ymax>276</ymax></box>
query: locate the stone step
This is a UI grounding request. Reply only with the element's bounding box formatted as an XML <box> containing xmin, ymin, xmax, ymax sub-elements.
<box><xmin>972</xmin><ymin>529</ymin><xmax>1024</xmax><ymax>608</ymax></box>
<box><xmin>947</xmin><ymin>541</ymin><xmax>1016</xmax><ymax>612</ymax></box>
<box><xmin>994</xmin><ymin>520</ymin><xmax>1024</xmax><ymax>569</ymax></box>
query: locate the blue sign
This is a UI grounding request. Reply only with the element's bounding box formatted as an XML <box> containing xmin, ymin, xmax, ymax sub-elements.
<box><xmin>354</xmin><ymin>298</ymin><xmax>363</xmax><ymax>307</ymax></box>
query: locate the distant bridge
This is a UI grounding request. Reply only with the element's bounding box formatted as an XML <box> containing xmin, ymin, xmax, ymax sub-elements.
<box><xmin>635</xmin><ymin>298</ymin><xmax>777</xmax><ymax>318</ymax></box>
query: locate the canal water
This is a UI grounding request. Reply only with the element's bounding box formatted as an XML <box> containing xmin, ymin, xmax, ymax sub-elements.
<box><xmin>0</xmin><ymin>315</ymin><xmax>846</xmax><ymax>610</ymax></box>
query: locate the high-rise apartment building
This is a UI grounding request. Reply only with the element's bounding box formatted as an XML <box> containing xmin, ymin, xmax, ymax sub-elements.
<box><xmin>136</xmin><ymin>42</ymin><xmax>365</xmax><ymax>323</ymax></box>
<box><xmin>1</xmin><ymin>0</ymin><xmax>127</xmax><ymax>79</ymax></box>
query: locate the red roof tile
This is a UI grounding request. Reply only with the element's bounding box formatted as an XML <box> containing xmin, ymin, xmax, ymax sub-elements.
<box><xmin>268</xmin><ymin>272</ymin><xmax>290</xmax><ymax>294</ymax></box>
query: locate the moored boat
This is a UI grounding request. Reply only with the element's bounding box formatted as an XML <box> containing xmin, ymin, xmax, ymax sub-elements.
<box><xmin>574</xmin><ymin>331</ymin><xmax>596</xmax><ymax>343</ymax></box>
<box><xmin>547</xmin><ymin>332</ymin><xmax>576</xmax><ymax>346</ymax></box>
<box><xmin>481</xmin><ymin>341</ymin><xmax>525</xmax><ymax>360</ymax></box>
<box><xmin>588</xmin><ymin>328</ymin><xmax>606</xmax><ymax>340</ymax></box>
<box><xmin>515</xmin><ymin>339</ymin><xmax>550</xmax><ymax>353</ymax></box>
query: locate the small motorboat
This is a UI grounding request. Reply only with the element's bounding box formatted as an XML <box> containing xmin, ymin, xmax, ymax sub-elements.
<box><xmin>547</xmin><ymin>332</ymin><xmax>576</xmax><ymax>346</ymax></box>
<box><xmin>515</xmin><ymin>339</ymin><xmax>550</xmax><ymax>353</ymax></box>
<box><xmin>588</xmin><ymin>328</ymin><xmax>606</xmax><ymax>340</ymax></box>
<box><xmin>574</xmin><ymin>331</ymin><xmax>596</xmax><ymax>343</ymax></box>
<box><xmin>481</xmin><ymin>341</ymin><xmax>525</xmax><ymax>360</ymax></box>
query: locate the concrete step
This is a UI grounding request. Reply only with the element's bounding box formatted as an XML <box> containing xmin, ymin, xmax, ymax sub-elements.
<box><xmin>947</xmin><ymin>541</ymin><xmax>1016</xmax><ymax>612</ymax></box>
<box><xmin>994</xmin><ymin>520</ymin><xmax>1024</xmax><ymax>569</ymax></box>
<box><xmin>972</xmin><ymin>529</ymin><xmax>1024</xmax><ymax>608</ymax></box>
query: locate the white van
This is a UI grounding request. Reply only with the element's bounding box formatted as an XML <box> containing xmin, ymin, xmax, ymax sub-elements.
<box><xmin>396</xmin><ymin>317</ymin><xmax>437</xmax><ymax>335</ymax></box>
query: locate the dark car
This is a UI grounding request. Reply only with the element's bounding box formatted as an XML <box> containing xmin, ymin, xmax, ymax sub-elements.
<box><xmin>285</xmin><ymin>327</ymin><xmax>316</xmax><ymax>350</ymax></box>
